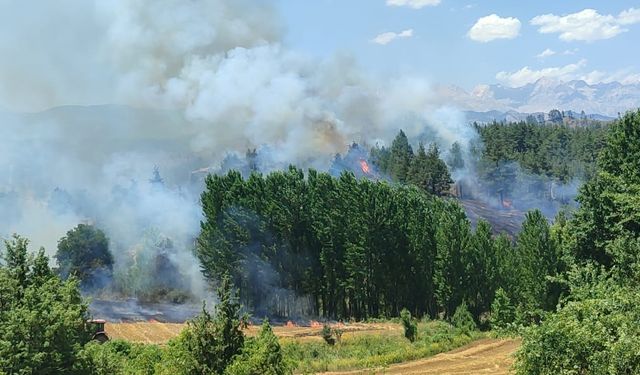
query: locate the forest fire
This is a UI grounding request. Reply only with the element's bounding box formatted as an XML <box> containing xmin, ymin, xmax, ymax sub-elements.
<box><xmin>359</xmin><ymin>159</ymin><xmax>371</xmax><ymax>174</ymax></box>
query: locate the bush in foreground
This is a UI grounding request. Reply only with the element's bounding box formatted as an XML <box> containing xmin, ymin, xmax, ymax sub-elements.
<box><xmin>400</xmin><ymin>308</ymin><xmax>418</xmax><ymax>342</ymax></box>
<box><xmin>0</xmin><ymin>235</ymin><xmax>91</xmax><ymax>375</ymax></box>
<box><xmin>515</xmin><ymin>285</ymin><xmax>640</xmax><ymax>374</ymax></box>
<box><xmin>452</xmin><ymin>301</ymin><xmax>476</xmax><ymax>334</ymax></box>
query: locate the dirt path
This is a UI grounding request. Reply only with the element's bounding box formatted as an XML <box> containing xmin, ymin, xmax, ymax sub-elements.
<box><xmin>323</xmin><ymin>338</ymin><xmax>520</xmax><ymax>375</ymax></box>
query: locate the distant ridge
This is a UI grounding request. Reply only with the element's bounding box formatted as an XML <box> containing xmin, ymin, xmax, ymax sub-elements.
<box><xmin>438</xmin><ymin>78</ymin><xmax>640</xmax><ymax>118</ymax></box>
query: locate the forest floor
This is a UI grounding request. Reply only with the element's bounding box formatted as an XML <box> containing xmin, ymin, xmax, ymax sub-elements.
<box><xmin>323</xmin><ymin>338</ymin><xmax>520</xmax><ymax>375</ymax></box>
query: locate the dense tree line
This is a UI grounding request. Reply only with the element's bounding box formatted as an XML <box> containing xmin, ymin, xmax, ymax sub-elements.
<box><xmin>196</xmin><ymin>167</ymin><xmax>561</xmax><ymax>322</ymax></box>
<box><xmin>474</xmin><ymin>120</ymin><xmax>607</xmax><ymax>183</ymax></box>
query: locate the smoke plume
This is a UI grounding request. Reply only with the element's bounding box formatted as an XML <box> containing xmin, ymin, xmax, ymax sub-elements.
<box><xmin>0</xmin><ymin>0</ymin><xmax>540</xmax><ymax>303</ymax></box>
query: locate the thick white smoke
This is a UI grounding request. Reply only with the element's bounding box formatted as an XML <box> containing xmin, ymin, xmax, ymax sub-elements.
<box><xmin>0</xmin><ymin>0</ymin><xmax>474</xmax><ymax>299</ymax></box>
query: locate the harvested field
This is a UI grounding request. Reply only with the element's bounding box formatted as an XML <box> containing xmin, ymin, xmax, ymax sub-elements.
<box><xmin>324</xmin><ymin>338</ymin><xmax>520</xmax><ymax>375</ymax></box>
<box><xmin>105</xmin><ymin>321</ymin><xmax>184</xmax><ymax>344</ymax></box>
<box><xmin>105</xmin><ymin>321</ymin><xmax>399</xmax><ymax>344</ymax></box>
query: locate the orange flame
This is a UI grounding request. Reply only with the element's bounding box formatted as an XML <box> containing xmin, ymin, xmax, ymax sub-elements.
<box><xmin>309</xmin><ymin>320</ymin><xmax>322</xmax><ymax>328</ymax></box>
<box><xmin>359</xmin><ymin>160</ymin><xmax>371</xmax><ymax>174</ymax></box>
<box><xmin>285</xmin><ymin>321</ymin><xmax>297</xmax><ymax>327</ymax></box>
<box><xmin>502</xmin><ymin>199</ymin><xmax>513</xmax><ymax>209</ymax></box>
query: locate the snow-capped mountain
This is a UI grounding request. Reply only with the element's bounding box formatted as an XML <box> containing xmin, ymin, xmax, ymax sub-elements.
<box><xmin>438</xmin><ymin>78</ymin><xmax>640</xmax><ymax>117</ymax></box>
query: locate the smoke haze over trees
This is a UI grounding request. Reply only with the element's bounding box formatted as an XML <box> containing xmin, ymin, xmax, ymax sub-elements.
<box><xmin>0</xmin><ymin>0</ymin><xmax>474</xmax><ymax>299</ymax></box>
<box><xmin>196</xmin><ymin>167</ymin><xmax>563</xmax><ymax>322</ymax></box>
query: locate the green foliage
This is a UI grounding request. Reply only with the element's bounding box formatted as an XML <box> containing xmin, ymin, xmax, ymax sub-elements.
<box><xmin>447</xmin><ymin>142</ymin><xmax>465</xmax><ymax>171</ymax></box>
<box><xmin>515</xmin><ymin>111</ymin><xmax>640</xmax><ymax>373</ymax></box>
<box><xmin>321</xmin><ymin>324</ymin><xmax>335</xmax><ymax>346</ymax></box>
<box><xmin>225</xmin><ymin>320</ymin><xmax>291</xmax><ymax>375</ymax></box>
<box><xmin>434</xmin><ymin>203</ymin><xmax>471</xmax><ymax>317</ymax></box>
<box><xmin>465</xmin><ymin>220</ymin><xmax>497</xmax><ymax>319</ymax></box>
<box><xmin>197</xmin><ymin>165</ymin><xmax>559</xmax><ymax>323</ymax></box>
<box><xmin>172</xmin><ymin>275</ymin><xmax>247</xmax><ymax>375</ymax></box>
<box><xmin>515</xmin><ymin>285</ymin><xmax>640</xmax><ymax>375</ymax></box>
<box><xmin>55</xmin><ymin>224</ymin><xmax>113</xmax><ymax>289</ymax></box>
<box><xmin>286</xmin><ymin>320</ymin><xmax>481</xmax><ymax>373</ymax></box>
<box><xmin>513</xmin><ymin>210</ymin><xmax>561</xmax><ymax>319</ymax></box>
<box><xmin>408</xmin><ymin>143</ymin><xmax>453</xmax><ymax>196</ymax></box>
<box><xmin>474</xmin><ymin>120</ymin><xmax>606</xmax><ymax>183</ymax></box>
<box><xmin>0</xmin><ymin>235</ymin><xmax>91</xmax><ymax>375</ymax></box>
<box><xmin>400</xmin><ymin>308</ymin><xmax>417</xmax><ymax>342</ymax></box>
<box><xmin>571</xmin><ymin>110</ymin><xmax>640</xmax><ymax>267</ymax></box>
<box><xmin>451</xmin><ymin>301</ymin><xmax>476</xmax><ymax>334</ymax></box>
<box><xmin>490</xmin><ymin>288</ymin><xmax>515</xmax><ymax>330</ymax></box>
<box><xmin>79</xmin><ymin>340</ymin><xmax>162</xmax><ymax>375</ymax></box>
<box><xmin>388</xmin><ymin>130</ymin><xmax>414</xmax><ymax>183</ymax></box>
<box><xmin>195</xmin><ymin>128</ymin><xmax>576</xmax><ymax>325</ymax></box>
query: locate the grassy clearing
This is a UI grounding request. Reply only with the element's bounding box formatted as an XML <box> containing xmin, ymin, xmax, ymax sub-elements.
<box><xmin>283</xmin><ymin>320</ymin><xmax>484</xmax><ymax>373</ymax></box>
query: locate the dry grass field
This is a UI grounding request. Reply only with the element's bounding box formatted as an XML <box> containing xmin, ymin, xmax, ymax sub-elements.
<box><xmin>105</xmin><ymin>321</ymin><xmax>401</xmax><ymax>344</ymax></box>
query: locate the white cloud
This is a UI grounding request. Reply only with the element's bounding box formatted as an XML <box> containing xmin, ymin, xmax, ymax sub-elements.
<box><xmin>371</xmin><ymin>29</ymin><xmax>413</xmax><ymax>45</ymax></box>
<box><xmin>563</xmin><ymin>48</ymin><xmax>579</xmax><ymax>55</ymax></box>
<box><xmin>531</xmin><ymin>8</ymin><xmax>640</xmax><ymax>42</ymax></box>
<box><xmin>582</xmin><ymin>70</ymin><xmax>640</xmax><ymax>85</ymax></box>
<box><xmin>618</xmin><ymin>8</ymin><xmax>640</xmax><ymax>25</ymax></box>
<box><xmin>536</xmin><ymin>48</ymin><xmax>556</xmax><ymax>59</ymax></box>
<box><xmin>496</xmin><ymin>59</ymin><xmax>587</xmax><ymax>87</ymax></box>
<box><xmin>496</xmin><ymin>58</ymin><xmax>640</xmax><ymax>87</ymax></box>
<box><xmin>468</xmin><ymin>14</ymin><xmax>521</xmax><ymax>42</ymax></box>
<box><xmin>386</xmin><ymin>0</ymin><xmax>441</xmax><ymax>9</ymax></box>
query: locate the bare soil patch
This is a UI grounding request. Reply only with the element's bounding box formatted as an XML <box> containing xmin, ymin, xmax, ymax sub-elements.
<box><xmin>323</xmin><ymin>338</ymin><xmax>520</xmax><ymax>375</ymax></box>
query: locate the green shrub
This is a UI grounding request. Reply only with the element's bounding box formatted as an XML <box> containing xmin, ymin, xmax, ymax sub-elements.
<box><xmin>490</xmin><ymin>288</ymin><xmax>515</xmax><ymax>330</ymax></box>
<box><xmin>400</xmin><ymin>308</ymin><xmax>418</xmax><ymax>342</ymax></box>
<box><xmin>321</xmin><ymin>324</ymin><xmax>336</xmax><ymax>346</ymax></box>
<box><xmin>451</xmin><ymin>301</ymin><xmax>476</xmax><ymax>334</ymax></box>
<box><xmin>515</xmin><ymin>286</ymin><xmax>640</xmax><ymax>374</ymax></box>
<box><xmin>225</xmin><ymin>320</ymin><xmax>291</xmax><ymax>375</ymax></box>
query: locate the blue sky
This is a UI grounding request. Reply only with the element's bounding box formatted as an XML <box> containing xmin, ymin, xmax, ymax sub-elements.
<box><xmin>274</xmin><ymin>0</ymin><xmax>640</xmax><ymax>89</ymax></box>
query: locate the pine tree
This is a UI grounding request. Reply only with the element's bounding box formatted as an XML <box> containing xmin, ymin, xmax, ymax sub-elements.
<box><xmin>447</xmin><ymin>142</ymin><xmax>465</xmax><ymax>171</ymax></box>
<box><xmin>425</xmin><ymin>144</ymin><xmax>453</xmax><ymax>196</ymax></box>
<box><xmin>434</xmin><ymin>204</ymin><xmax>471</xmax><ymax>316</ymax></box>
<box><xmin>465</xmin><ymin>220</ymin><xmax>497</xmax><ymax>318</ymax></box>
<box><xmin>388</xmin><ymin>130</ymin><xmax>414</xmax><ymax>183</ymax></box>
<box><xmin>516</xmin><ymin>210</ymin><xmax>558</xmax><ymax>315</ymax></box>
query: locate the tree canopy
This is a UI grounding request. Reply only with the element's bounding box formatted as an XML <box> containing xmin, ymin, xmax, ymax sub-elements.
<box><xmin>56</xmin><ymin>224</ymin><xmax>113</xmax><ymax>289</ymax></box>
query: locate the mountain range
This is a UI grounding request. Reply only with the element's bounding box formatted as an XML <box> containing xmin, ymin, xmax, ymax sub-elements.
<box><xmin>437</xmin><ymin>78</ymin><xmax>640</xmax><ymax>119</ymax></box>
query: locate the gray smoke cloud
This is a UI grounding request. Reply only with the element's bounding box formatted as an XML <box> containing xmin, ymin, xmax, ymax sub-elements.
<box><xmin>0</xmin><ymin>0</ymin><xmax>478</xmax><ymax>301</ymax></box>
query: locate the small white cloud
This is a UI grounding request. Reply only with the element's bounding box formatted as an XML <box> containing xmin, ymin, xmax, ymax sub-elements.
<box><xmin>536</xmin><ymin>48</ymin><xmax>556</xmax><ymax>59</ymax></box>
<box><xmin>496</xmin><ymin>59</ymin><xmax>587</xmax><ymax>87</ymax></box>
<box><xmin>468</xmin><ymin>14</ymin><xmax>521</xmax><ymax>42</ymax></box>
<box><xmin>563</xmin><ymin>48</ymin><xmax>579</xmax><ymax>55</ymax></box>
<box><xmin>371</xmin><ymin>29</ymin><xmax>414</xmax><ymax>45</ymax></box>
<box><xmin>386</xmin><ymin>0</ymin><xmax>441</xmax><ymax>9</ymax></box>
<box><xmin>531</xmin><ymin>8</ymin><xmax>640</xmax><ymax>42</ymax></box>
